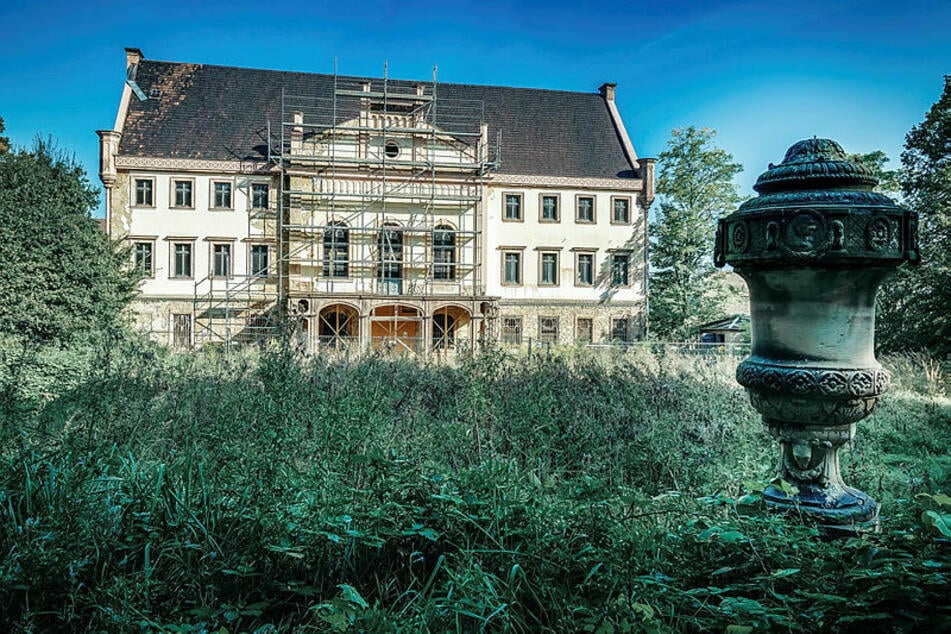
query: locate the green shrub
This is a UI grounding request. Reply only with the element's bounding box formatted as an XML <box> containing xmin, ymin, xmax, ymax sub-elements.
<box><xmin>0</xmin><ymin>345</ymin><xmax>947</xmax><ymax>631</ymax></box>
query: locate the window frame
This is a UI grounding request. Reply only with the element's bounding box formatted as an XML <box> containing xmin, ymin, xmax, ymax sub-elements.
<box><xmin>210</xmin><ymin>241</ymin><xmax>234</xmax><ymax>279</ymax></box>
<box><xmin>210</xmin><ymin>179</ymin><xmax>234</xmax><ymax>211</ymax></box>
<box><xmin>132</xmin><ymin>176</ymin><xmax>155</xmax><ymax>208</ymax></box>
<box><xmin>501</xmin><ymin>316</ymin><xmax>523</xmax><ymax>345</ymax></box>
<box><xmin>432</xmin><ymin>225</ymin><xmax>457</xmax><ymax>281</ymax></box>
<box><xmin>324</xmin><ymin>222</ymin><xmax>351</xmax><ymax>279</ymax></box>
<box><xmin>538</xmin><ymin>316</ymin><xmax>559</xmax><ymax>344</ymax></box>
<box><xmin>575</xmin><ymin>317</ymin><xmax>593</xmax><ymax>344</ymax></box>
<box><xmin>376</xmin><ymin>223</ymin><xmax>403</xmax><ymax>282</ymax></box>
<box><xmin>611</xmin><ymin>196</ymin><xmax>632</xmax><ymax>225</ymax></box>
<box><xmin>171</xmin><ymin>178</ymin><xmax>195</xmax><ymax>209</ymax></box>
<box><xmin>575</xmin><ymin>194</ymin><xmax>596</xmax><ymax>224</ymax></box>
<box><xmin>538</xmin><ymin>193</ymin><xmax>560</xmax><ymax>223</ymax></box>
<box><xmin>502</xmin><ymin>192</ymin><xmax>524</xmax><ymax>222</ymax></box>
<box><xmin>132</xmin><ymin>240</ymin><xmax>155</xmax><ymax>278</ymax></box>
<box><xmin>538</xmin><ymin>250</ymin><xmax>559</xmax><ymax>286</ymax></box>
<box><xmin>250</xmin><ymin>183</ymin><xmax>270</xmax><ymax>211</ymax></box>
<box><xmin>611</xmin><ymin>252</ymin><xmax>631</xmax><ymax>287</ymax></box>
<box><xmin>611</xmin><ymin>317</ymin><xmax>632</xmax><ymax>343</ymax></box>
<box><xmin>170</xmin><ymin>241</ymin><xmax>195</xmax><ymax>279</ymax></box>
<box><xmin>249</xmin><ymin>243</ymin><xmax>270</xmax><ymax>277</ymax></box>
<box><xmin>574</xmin><ymin>250</ymin><xmax>595</xmax><ymax>287</ymax></box>
<box><xmin>501</xmin><ymin>249</ymin><xmax>524</xmax><ymax>286</ymax></box>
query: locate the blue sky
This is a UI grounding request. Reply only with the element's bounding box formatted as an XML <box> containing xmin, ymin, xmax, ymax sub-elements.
<box><xmin>1</xmin><ymin>0</ymin><xmax>948</xmax><ymax>215</ymax></box>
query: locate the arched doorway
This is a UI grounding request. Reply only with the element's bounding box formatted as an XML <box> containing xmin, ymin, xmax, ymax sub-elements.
<box><xmin>318</xmin><ymin>303</ymin><xmax>359</xmax><ymax>350</ymax></box>
<box><xmin>371</xmin><ymin>304</ymin><xmax>421</xmax><ymax>354</ymax></box>
<box><xmin>432</xmin><ymin>305</ymin><xmax>471</xmax><ymax>352</ymax></box>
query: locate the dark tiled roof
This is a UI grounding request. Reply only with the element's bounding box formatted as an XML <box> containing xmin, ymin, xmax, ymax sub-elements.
<box><xmin>120</xmin><ymin>59</ymin><xmax>639</xmax><ymax>179</ymax></box>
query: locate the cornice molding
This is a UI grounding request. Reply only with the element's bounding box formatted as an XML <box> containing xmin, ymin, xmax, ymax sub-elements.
<box><xmin>489</xmin><ymin>173</ymin><xmax>644</xmax><ymax>191</ymax></box>
<box><xmin>116</xmin><ymin>156</ymin><xmax>271</xmax><ymax>174</ymax></box>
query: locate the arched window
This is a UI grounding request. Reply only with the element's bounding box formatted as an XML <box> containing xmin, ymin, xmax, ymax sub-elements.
<box><xmin>323</xmin><ymin>221</ymin><xmax>349</xmax><ymax>278</ymax></box>
<box><xmin>377</xmin><ymin>223</ymin><xmax>403</xmax><ymax>294</ymax></box>
<box><xmin>433</xmin><ymin>225</ymin><xmax>456</xmax><ymax>280</ymax></box>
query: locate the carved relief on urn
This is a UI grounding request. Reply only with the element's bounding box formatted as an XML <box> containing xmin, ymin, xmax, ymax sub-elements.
<box><xmin>715</xmin><ymin>138</ymin><xmax>919</xmax><ymax>530</ymax></box>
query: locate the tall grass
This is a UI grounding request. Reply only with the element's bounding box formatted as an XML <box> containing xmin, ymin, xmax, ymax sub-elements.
<box><xmin>0</xmin><ymin>340</ymin><xmax>948</xmax><ymax>631</ymax></box>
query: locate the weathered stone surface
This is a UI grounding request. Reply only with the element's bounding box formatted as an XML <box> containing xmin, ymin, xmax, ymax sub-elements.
<box><xmin>716</xmin><ymin>138</ymin><xmax>918</xmax><ymax>531</ymax></box>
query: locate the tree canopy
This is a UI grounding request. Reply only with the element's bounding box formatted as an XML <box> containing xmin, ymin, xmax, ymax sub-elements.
<box><xmin>649</xmin><ymin>127</ymin><xmax>743</xmax><ymax>340</ymax></box>
<box><xmin>0</xmin><ymin>117</ymin><xmax>9</xmax><ymax>154</ymax></box>
<box><xmin>0</xmin><ymin>132</ymin><xmax>138</xmax><ymax>345</ymax></box>
<box><xmin>847</xmin><ymin>150</ymin><xmax>901</xmax><ymax>198</ymax></box>
<box><xmin>876</xmin><ymin>76</ymin><xmax>951</xmax><ymax>356</ymax></box>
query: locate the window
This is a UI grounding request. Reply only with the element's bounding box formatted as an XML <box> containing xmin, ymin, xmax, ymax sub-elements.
<box><xmin>212</xmin><ymin>181</ymin><xmax>233</xmax><ymax>209</ymax></box>
<box><xmin>576</xmin><ymin>252</ymin><xmax>594</xmax><ymax>286</ymax></box>
<box><xmin>503</xmin><ymin>251</ymin><xmax>522</xmax><ymax>285</ymax></box>
<box><xmin>324</xmin><ymin>222</ymin><xmax>349</xmax><ymax>278</ymax></box>
<box><xmin>501</xmin><ymin>317</ymin><xmax>522</xmax><ymax>345</ymax></box>
<box><xmin>611</xmin><ymin>253</ymin><xmax>630</xmax><ymax>286</ymax></box>
<box><xmin>212</xmin><ymin>243</ymin><xmax>232</xmax><ymax>278</ymax></box>
<box><xmin>576</xmin><ymin>317</ymin><xmax>593</xmax><ymax>344</ymax></box>
<box><xmin>384</xmin><ymin>140</ymin><xmax>400</xmax><ymax>158</ymax></box>
<box><xmin>172</xmin><ymin>314</ymin><xmax>192</xmax><ymax>348</ymax></box>
<box><xmin>539</xmin><ymin>317</ymin><xmax>559</xmax><ymax>344</ymax></box>
<box><xmin>433</xmin><ymin>225</ymin><xmax>456</xmax><ymax>280</ymax></box>
<box><xmin>134</xmin><ymin>178</ymin><xmax>154</xmax><ymax>207</ymax></box>
<box><xmin>611</xmin><ymin>318</ymin><xmax>632</xmax><ymax>342</ymax></box>
<box><xmin>251</xmin><ymin>244</ymin><xmax>270</xmax><ymax>276</ymax></box>
<box><xmin>172</xmin><ymin>242</ymin><xmax>193</xmax><ymax>278</ymax></box>
<box><xmin>133</xmin><ymin>241</ymin><xmax>153</xmax><ymax>276</ymax></box>
<box><xmin>612</xmin><ymin>197</ymin><xmax>631</xmax><ymax>224</ymax></box>
<box><xmin>539</xmin><ymin>252</ymin><xmax>559</xmax><ymax>285</ymax></box>
<box><xmin>576</xmin><ymin>196</ymin><xmax>595</xmax><ymax>223</ymax></box>
<box><xmin>540</xmin><ymin>194</ymin><xmax>559</xmax><ymax>222</ymax></box>
<box><xmin>251</xmin><ymin>183</ymin><xmax>269</xmax><ymax>210</ymax></box>
<box><xmin>172</xmin><ymin>179</ymin><xmax>193</xmax><ymax>208</ymax></box>
<box><xmin>377</xmin><ymin>223</ymin><xmax>403</xmax><ymax>294</ymax></box>
<box><xmin>503</xmin><ymin>193</ymin><xmax>523</xmax><ymax>221</ymax></box>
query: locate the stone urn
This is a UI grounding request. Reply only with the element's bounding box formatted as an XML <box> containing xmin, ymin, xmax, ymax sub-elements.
<box><xmin>714</xmin><ymin>138</ymin><xmax>919</xmax><ymax>530</ymax></box>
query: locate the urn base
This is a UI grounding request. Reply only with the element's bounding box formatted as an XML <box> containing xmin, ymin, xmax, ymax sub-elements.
<box><xmin>763</xmin><ymin>418</ymin><xmax>880</xmax><ymax>533</ymax></box>
<box><xmin>763</xmin><ymin>480</ymin><xmax>880</xmax><ymax>534</ymax></box>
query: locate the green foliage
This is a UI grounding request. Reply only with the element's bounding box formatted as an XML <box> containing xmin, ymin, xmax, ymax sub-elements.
<box><xmin>0</xmin><ymin>116</ymin><xmax>9</xmax><ymax>154</ymax></box>
<box><xmin>650</xmin><ymin>127</ymin><xmax>743</xmax><ymax>341</ymax></box>
<box><xmin>877</xmin><ymin>76</ymin><xmax>951</xmax><ymax>356</ymax></box>
<box><xmin>0</xmin><ymin>135</ymin><xmax>138</xmax><ymax>345</ymax></box>
<box><xmin>847</xmin><ymin>150</ymin><xmax>902</xmax><ymax>198</ymax></box>
<box><xmin>0</xmin><ymin>344</ymin><xmax>947</xmax><ymax>631</ymax></box>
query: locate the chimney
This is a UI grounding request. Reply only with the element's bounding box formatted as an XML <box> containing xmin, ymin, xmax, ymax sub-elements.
<box><xmin>125</xmin><ymin>47</ymin><xmax>144</xmax><ymax>67</ymax></box>
<box><xmin>599</xmin><ymin>83</ymin><xmax>617</xmax><ymax>102</ymax></box>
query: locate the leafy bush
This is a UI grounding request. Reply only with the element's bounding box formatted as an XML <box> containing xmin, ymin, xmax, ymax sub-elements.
<box><xmin>0</xmin><ymin>346</ymin><xmax>947</xmax><ymax>631</ymax></box>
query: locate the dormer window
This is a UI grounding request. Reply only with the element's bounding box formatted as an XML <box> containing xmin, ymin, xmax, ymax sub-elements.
<box><xmin>370</xmin><ymin>101</ymin><xmax>415</xmax><ymax>114</ymax></box>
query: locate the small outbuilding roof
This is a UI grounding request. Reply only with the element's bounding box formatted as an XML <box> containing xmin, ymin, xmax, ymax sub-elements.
<box><xmin>698</xmin><ymin>315</ymin><xmax>750</xmax><ymax>332</ymax></box>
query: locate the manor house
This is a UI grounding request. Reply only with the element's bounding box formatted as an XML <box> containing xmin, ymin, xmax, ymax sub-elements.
<box><xmin>98</xmin><ymin>48</ymin><xmax>654</xmax><ymax>353</ymax></box>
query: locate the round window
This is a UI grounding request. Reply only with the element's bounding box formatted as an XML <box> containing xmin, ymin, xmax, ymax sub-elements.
<box><xmin>384</xmin><ymin>141</ymin><xmax>400</xmax><ymax>158</ymax></box>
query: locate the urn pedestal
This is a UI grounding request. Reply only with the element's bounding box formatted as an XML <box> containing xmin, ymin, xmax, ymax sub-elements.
<box><xmin>715</xmin><ymin>139</ymin><xmax>919</xmax><ymax>530</ymax></box>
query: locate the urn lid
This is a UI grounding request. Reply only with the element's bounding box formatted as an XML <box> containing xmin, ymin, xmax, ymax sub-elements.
<box><xmin>753</xmin><ymin>138</ymin><xmax>878</xmax><ymax>194</ymax></box>
<box><xmin>715</xmin><ymin>138</ymin><xmax>919</xmax><ymax>268</ymax></box>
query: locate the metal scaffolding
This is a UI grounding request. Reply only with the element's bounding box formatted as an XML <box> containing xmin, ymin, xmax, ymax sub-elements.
<box><xmin>193</xmin><ymin>66</ymin><xmax>498</xmax><ymax>352</ymax></box>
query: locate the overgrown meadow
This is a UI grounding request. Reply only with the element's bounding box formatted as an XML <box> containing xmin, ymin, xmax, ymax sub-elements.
<box><xmin>0</xmin><ymin>339</ymin><xmax>948</xmax><ymax>632</ymax></box>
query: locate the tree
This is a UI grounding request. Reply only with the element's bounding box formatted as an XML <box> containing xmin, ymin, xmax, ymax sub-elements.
<box><xmin>0</xmin><ymin>117</ymin><xmax>9</xmax><ymax>154</ymax></box>
<box><xmin>0</xmin><ymin>133</ymin><xmax>138</xmax><ymax>345</ymax></box>
<box><xmin>847</xmin><ymin>150</ymin><xmax>901</xmax><ymax>198</ymax></box>
<box><xmin>876</xmin><ymin>76</ymin><xmax>951</xmax><ymax>356</ymax></box>
<box><xmin>649</xmin><ymin>127</ymin><xmax>743</xmax><ymax>340</ymax></box>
